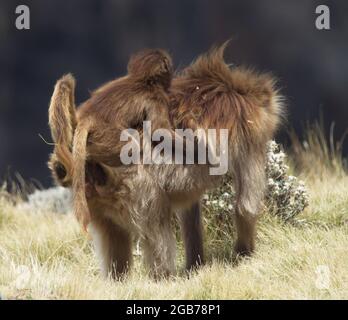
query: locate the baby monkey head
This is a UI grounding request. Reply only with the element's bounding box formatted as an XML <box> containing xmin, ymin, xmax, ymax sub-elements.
<box><xmin>127</xmin><ymin>48</ymin><xmax>173</xmax><ymax>90</ymax></box>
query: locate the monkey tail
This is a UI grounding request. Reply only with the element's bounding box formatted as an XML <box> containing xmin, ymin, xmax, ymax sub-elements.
<box><xmin>48</xmin><ymin>73</ymin><xmax>77</xmax><ymax>187</ymax></box>
<box><xmin>72</xmin><ymin>121</ymin><xmax>91</xmax><ymax>231</ymax></box>
<box><xmin>49</xmin><ymin>73</ymin><xmax>77</xmax><ymax>146</ymax></box>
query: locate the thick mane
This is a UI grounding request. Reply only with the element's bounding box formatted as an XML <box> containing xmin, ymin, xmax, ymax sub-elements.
<box><xmin>170</xmin><ymin>43</ymin><xmax>284</xmax><ymax>144</ymax></box>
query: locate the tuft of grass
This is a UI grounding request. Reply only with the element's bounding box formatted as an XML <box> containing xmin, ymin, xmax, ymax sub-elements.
<box><xmin>289</xmin><ymin>121</ymin><xmax>347</xmax><ymax>179</ymax></box>
<box><xmin>0</xmin><ymin>124</ymin><xmax>347</xmax><ymax>299</ymax></box>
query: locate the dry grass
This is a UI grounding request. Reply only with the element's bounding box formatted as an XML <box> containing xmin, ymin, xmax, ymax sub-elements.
<box><xmin>0</xmin><ymin>126</ymin><xmax>347</xmax><ymax>300</ymax></box>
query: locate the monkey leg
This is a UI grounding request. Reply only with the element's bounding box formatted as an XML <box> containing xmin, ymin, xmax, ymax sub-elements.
<box><xmin>140</xmin><ymin>216</ymin><xmax>176</xmax><ymax>279</ymax></box>
<box><xmin>233</xmin><ymin>151</ymin><xmax>266</xmax><ymax>256</ymax></box>
<box><xmin>89</xmin><ymin>215</ymin><xmax>132</xmax><ymax>279</ymax></box>
<box><xmin>234</xmin><ymin>208</ymin><xmax>258</xmax><ymax>256</ymax></box>
<box><xmin>177</xmin><ymin>202</ymin><xmax>204</xmax><ymax>271</ymax></box>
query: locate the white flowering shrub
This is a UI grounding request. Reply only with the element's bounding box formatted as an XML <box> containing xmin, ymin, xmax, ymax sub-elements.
<box><xmin>203</xmin><ymin>141</ymin><xmax>309</xmax><ymax>222</ymax></box>
<box><xmin>265</xmin><ymin>141</ymin><xmax>309</xmax><ymax>220</ymax></box>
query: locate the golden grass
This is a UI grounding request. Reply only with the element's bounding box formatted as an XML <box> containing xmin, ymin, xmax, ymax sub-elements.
<box><xmin>0</xmin><ymin>126</ymin><xmax>347</xmax><ymax>300</ymax></box>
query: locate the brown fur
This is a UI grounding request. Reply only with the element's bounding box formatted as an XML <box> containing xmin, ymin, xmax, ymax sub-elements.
<box><xmin>47</xmin><ymin>44</ymin><xmax>284</xmax><ymax>279</ymax></box>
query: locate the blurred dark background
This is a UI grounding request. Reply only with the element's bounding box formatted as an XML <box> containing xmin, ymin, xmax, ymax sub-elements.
<box><xmin>0</xmin><ymin>0</ymin><xmax>347</xmax><ymax>187</ymax></box>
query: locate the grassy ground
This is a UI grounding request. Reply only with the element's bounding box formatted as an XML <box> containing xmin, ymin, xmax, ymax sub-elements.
<box><xmin>0</xmin><ymin>128</ymin><xmax>347</xmax><ymax>299</ymax></box>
